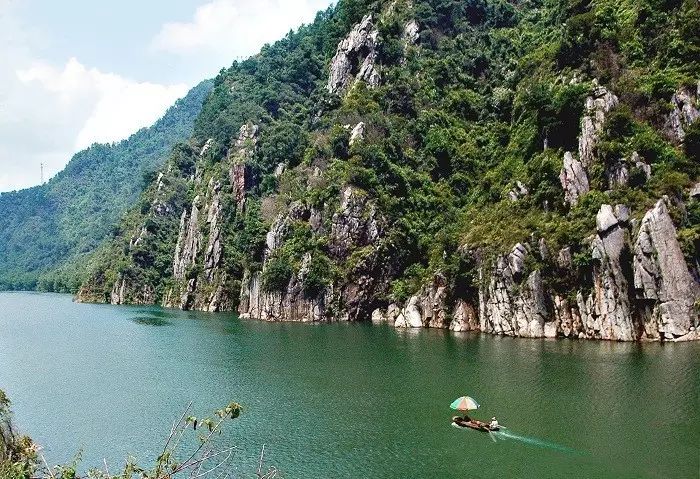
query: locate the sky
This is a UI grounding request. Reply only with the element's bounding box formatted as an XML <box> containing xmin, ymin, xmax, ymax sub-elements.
<box><xmin>0</xmin><ymin>0</ymin><xmax>334</xmax><ymax>192</ymax></box>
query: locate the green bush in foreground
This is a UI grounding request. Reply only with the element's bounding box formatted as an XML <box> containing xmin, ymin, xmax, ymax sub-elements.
<box><xmin>0</xmin><ymin>390</ymin><xmax>276</xmax><ymax>479</ymax></box>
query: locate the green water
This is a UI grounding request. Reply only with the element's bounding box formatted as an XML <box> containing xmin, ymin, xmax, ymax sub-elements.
<box><xmin>0</xmin><ymin>292</ymin><xmax>698</xmax><ymax>478</ymax></box>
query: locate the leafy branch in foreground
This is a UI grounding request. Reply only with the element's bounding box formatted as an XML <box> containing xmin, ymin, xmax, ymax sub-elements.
<box><xmin>0</xmin><ymin>394</ymin><xmax>278</xmax><ymax>479</ymax></box>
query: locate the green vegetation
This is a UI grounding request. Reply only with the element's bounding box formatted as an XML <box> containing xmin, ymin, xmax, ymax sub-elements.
<box><xmin>81</xmin><ymin>0</ymin><xmax>698</xmax><ymax>309</ymax></box>
<box><xmin>0</xmin><ymin>80</ymin><xmax>213</xmax><ymax>292</ymax></box>
<box><xmin>0</xmin><ymin>391</ymin><xmax>36</xmax><ymax>479</ymax></box>
<box><xmin>0</xmin><ymin>390</ymin><xmax>275</xmax><ymax>479</ymax></box>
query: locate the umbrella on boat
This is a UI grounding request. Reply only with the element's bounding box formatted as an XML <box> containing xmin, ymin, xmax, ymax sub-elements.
<box><xmin>450</xmin><ymin>396</ymin><xmax>480</xmax><ymax>411</ymax></box>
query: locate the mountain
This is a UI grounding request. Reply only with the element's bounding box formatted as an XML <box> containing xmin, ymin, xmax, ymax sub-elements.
<box><xmin>78</xmin><ymin>0</ymin><xmax>699</xmax><ymax>342</ymax></box>
<box><xmin>0</xmin><ymin>80</ymin><xmax>214</xmax><ymax>291</ymax></box>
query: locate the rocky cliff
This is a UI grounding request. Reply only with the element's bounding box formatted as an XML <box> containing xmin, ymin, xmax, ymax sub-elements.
<box><xmin>77</xmin><ymin>0</ymin><xmax>699</xmax><ymax>342</ymax></box>
<box><xmin>376</xmin><ymin>198</ymin><xmax>699</xmax><ymax>341</ymax></box>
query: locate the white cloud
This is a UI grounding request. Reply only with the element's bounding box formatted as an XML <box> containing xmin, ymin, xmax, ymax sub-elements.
<box><xmin>0</xmin><ymin>53</ymin><xmax>187</xmax><ymax>191</ymax></box>
<box><xmin>151</xmin><ymin>0</ymin><xmax>331</xmax><ymax>59</ymax></box>
<box><xmin>0</xmin><ymin>0</ymin><xmax>334</xmax><ymax>192</ymax></box>
<box><xmin>16</xmin><ymin>58</ymin><xmax>188</xmax><ymax>150</ymax></box>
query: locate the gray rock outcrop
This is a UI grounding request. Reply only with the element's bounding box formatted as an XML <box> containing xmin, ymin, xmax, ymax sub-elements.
<box><xmin>327</xmin><ymin>14</ymin><xmax>380</xmax><ymax>94</ymax></box>
<box><xmin>383</xmin><ymin>194</ymin><xmax>698</xmax><ymax>342</ymax></box>
<box><xmin>173</xmin><ymin>196</ymin><xmax>202</xmax><ymax>280</ymax></box>
<box><xmin>665</xmin><ymin>82</ymin><xmax>699</xmax><ymax>142</ymax></box>
<box><xmin>508</xmin><ymin>181</ymin><xmax>529</xmax><ymax>202</ymax></box>
<box><xmin>585</xmin><ymin>204</ymin><xmax>636</xmax><ymax>341</ymax></box>
<box><xmin>229</xmin><ymin>123</ymin><xmax>259</xmax><ymax>210</ymax></box>
<box><xmin>560</xmin><ymin>152</ymin><xmax>589</xmax><ymax>204</ymax></box>
<box><xmin>393</xmin><ymin>274</ymin><xmax>449</xmax><ymax>329</ymax></box>
<box><xmin>330</xmin><ymin>186</ymin><xmax>381</xmax><ymax>258</ymax></box>
<box><xmin>578</xmin><ymin>85</ymin><xmax>618</xmax><ymax>167</ymax></box>
<box><xmin>349</xmin><ymin>122</ymin><xmax>365</xmax><ymax>146</ymax></box>
<box><xmin>633</xmin><ymin>198</ymin><xmax>699</xmax><ymax>339</ymax></box>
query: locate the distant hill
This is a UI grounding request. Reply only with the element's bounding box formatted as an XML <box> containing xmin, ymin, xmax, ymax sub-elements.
<box><xmin>0</xmin><ymin>79</ymin><xmax>214</xmax><ymax>291</ymax></box>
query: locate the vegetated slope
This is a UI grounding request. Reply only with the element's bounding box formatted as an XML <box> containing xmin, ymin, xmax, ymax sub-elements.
<box><xmin>0</xmin><ymin>80</ymin><xmax>213</xmax><ymax>291</ymax></box>
<box><xmin>79</xmin><ymin>0</ymin><xmax>700</xmax><ymax>341</ymax></box>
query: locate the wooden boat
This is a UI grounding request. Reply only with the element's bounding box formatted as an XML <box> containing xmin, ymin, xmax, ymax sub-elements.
<box><xmin>451</xmin><ymin>416</ymin><xmax>500</xmax><ymax>432</ymax></box>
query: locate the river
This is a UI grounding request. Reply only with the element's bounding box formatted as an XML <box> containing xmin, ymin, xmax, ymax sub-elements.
<box><xmin>0</xmin><ymin>292</ymin><xmax>698</xmax><ymax>478</ymax></box>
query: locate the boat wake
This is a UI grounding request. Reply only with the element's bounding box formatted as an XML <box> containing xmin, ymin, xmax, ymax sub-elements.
<box><xmin>492</xmin><ymin>429</ymin><xmax>580</xmax><ymax>454</ymax></box>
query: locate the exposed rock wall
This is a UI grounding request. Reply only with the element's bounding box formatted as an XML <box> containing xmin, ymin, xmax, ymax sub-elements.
<box><xmin>633</xmin><ymin>199</ymin><xmax>700</xmax><ymax>339</ymax></box>
<box><xmin>327</xmin><ymin>14</ymin><xmax>380</xmax><ymax>94</ymax></box>
<box><xmin>377</xmin><ymin>199</ymin><xmax>698</xmax><ymax>341</ymax></box>
<box><xmin>238</xmin><ymin>185</ymin><xmax>385</xmax><ymax>322</ymax></box>
<box><xmin>665</xmin><ymin>82</ymin><xmax>699</xmax><ymax>142</ymax></box>
<box><xmin>229</xmin><ymin>123</ymin><xmax>259</xmax><ymax>210</ymax></box>
<box><xmin>560</xmin><ymin>84</ymin><xmax>618</xmax><ymax>205</ymax></box>
<box><xmin>578</xmin><ymin>85</ymin><xmax>619</xmax><ymax>167</ymax></box>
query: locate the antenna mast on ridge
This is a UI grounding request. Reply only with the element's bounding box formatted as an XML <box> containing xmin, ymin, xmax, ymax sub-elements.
<box><xmin>40</xmin><ymin>163</ymin><xmax>44</xmax><ymax>184</ymax></box>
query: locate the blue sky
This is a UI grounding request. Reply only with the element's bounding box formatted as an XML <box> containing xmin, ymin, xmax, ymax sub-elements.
<box><xmin>0</xmin><ymin>0</ymin><xmax>334</xmax><ymax>191</ymax></box>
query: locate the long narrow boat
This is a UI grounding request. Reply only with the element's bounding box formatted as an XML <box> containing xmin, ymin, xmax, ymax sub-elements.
<box><xmin>451</xmin><ymin>416</ymin><xmax>500</xmax><ymax>432</ymax></box>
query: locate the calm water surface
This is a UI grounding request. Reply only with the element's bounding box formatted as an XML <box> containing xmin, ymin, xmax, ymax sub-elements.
<box><xmin>0</xmin><ymin>292</ymin><xmax>698</xmax><ymax>478</ymax></box>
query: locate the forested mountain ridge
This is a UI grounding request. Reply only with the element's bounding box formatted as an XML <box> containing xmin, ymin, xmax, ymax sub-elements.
<box><xmin>0</xmin><ymin>80</ymin><xmax>213</xmax><ymax>291</ymax></box>
<box><xmin>79</xmin><ymin>0</ymin><xmax>699</xmax><ymax>341</ymax></box>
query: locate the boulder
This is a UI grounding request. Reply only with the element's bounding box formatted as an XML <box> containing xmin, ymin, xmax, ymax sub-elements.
<box><xmin>349</xmin><ymin>122</ymin><xmax>365</xmax><ymax>146</ymax></box>
<box><xmin>560</xmin><ymin>152</ymin><xmax>589</xmax><ymax>205</ymax></box>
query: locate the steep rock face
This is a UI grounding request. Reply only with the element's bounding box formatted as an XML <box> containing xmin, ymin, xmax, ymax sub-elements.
<box><xmin>238</xmin><ymin>254</ymin><xmax>328</xmax><ymax>323</ymax></box>
<box><xmin>327</xmin><ymin>14</ymin><xmax>380</xmax><ymax>94</ymax></box>
<box><xmin>665</xmin><ymin>82</ymin><xmax>699</xmax><ymax>142</ymax></box>
<box><xmin>161</xmin><ymin>125</ymin><xmax>261</xmax><ymax>313</ymax></box>
<box><xmin>578</xmin><ymin>85</ymin><xmax>619</xmax><ymax>167</ymax></box>
<box><xmin>173</xmin><ymin>196</ymin><xmax>202</xmax><ymax>280</ymax></box>
<box><xmin>389</xmin><ymin>200</ymin><xmax>698</xmax><ymax>342</ymax></box>
<box><xmin>238</xmin><ymin>185</ymin><xmax>385</xmax><ymax>322</ymax></box>
<box><xmin>229</xmin><ymin>123</ymin><xmax>259</xmax><ymax>210</ymax></box>
<box><xmin>633</xmin><ymin>199</ymin><xmax>700</xmax><ymax>339</ymax></box>
<box><xmin>330</xmin><ymin>186</ymin><xmax>381</xmax><ymax>259</ymax></box>
<box><xmin>479</xmin><ymin>251</ymin><xmax>551</xmax><ymax>338</ymax></box>
<box><xmin>403</xmin><ymin>20</ymin><xmax>420</xmax><ymax>45</ymax></box>
<box><xmin>393</xmin><ymin>274</ymin><xmax>449</xmax><ymax>328</ymax></box>
<box><xmin>203</xmin><ymin>181</ymin><xmax>224</xmax><ymax>281</ymax></box>
<box><xmin>560</xmin><ymin>84</ymin><xmax>617</xmax><ymax>204</ymax></box>
<box><xmin>449</xmin><ymin>300</ymin><xmax>479</xmax><ymax>332</ymax></box>
<box><xmin>109</xmin><ymin>275</ymin><xmax>155</xmax><ymax>306</ymax></box>
<box><xmin>583</xmin><ymin>205</ymin><xmax>637</xmax><ymax>340</ymax></box>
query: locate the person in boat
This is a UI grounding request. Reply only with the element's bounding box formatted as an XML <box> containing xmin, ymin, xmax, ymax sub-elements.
<box><xmin>489</xmin><ymin>417</ymin><xmax>499</xmax><ymax>429</ymax></box>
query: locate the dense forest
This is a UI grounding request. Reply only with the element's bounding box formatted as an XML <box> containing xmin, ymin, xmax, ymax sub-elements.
<box><xmin>0</xmin><ymin>80</ymin><xmax>213</xmax><ymax>292</ymax></box>
<box><xmin>73</xmin><ymin>0</ymin><xmax>699</xmax><ymax>340</ymax></box>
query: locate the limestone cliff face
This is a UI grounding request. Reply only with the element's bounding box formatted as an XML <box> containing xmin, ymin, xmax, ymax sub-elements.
<box><xmin>665</xmin><ymin>82</ymin><xmax>699</xmax><ymax>142</ymax></box>
<box><xmin>327</xmin><ymin>14</ymin><xmax>381</xmax><ymax>94</ymax></box>
<box><xmin>560</xmin><ymin>85</ymin><xmax>618</xmax><ymax>205</ymax></box>
<box><xmin>76</xmin><ymin>11</ymin><xmax>698</xmax><ymax>345</ymax></box>
<box><xmin>578</xmin><ymin>85</ymin><xmax>619</xmax><ymax>167</ymax></box>
<box><xmin>238</xmin><ymin>185</ymin><xmax>386</xmax><ymax>322</ymax></box>
<box><xmin>634</xmin><ymin>199</ymin><xmax>700</xmax><ymax>339</ymax></box>
<box><xmin>163</xmin><ymin>124</ymin><xmax>260</xmax><ymax>312</ymax></box>
<box><xmin>379</xmin><ymin>199</ymin><xmax>698</xmax><ymax>342</ymax></box>
<box><xmin>229</xmin><ymin>123</ymin><xmax>259</xmax><ymax>211</ymax></box>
